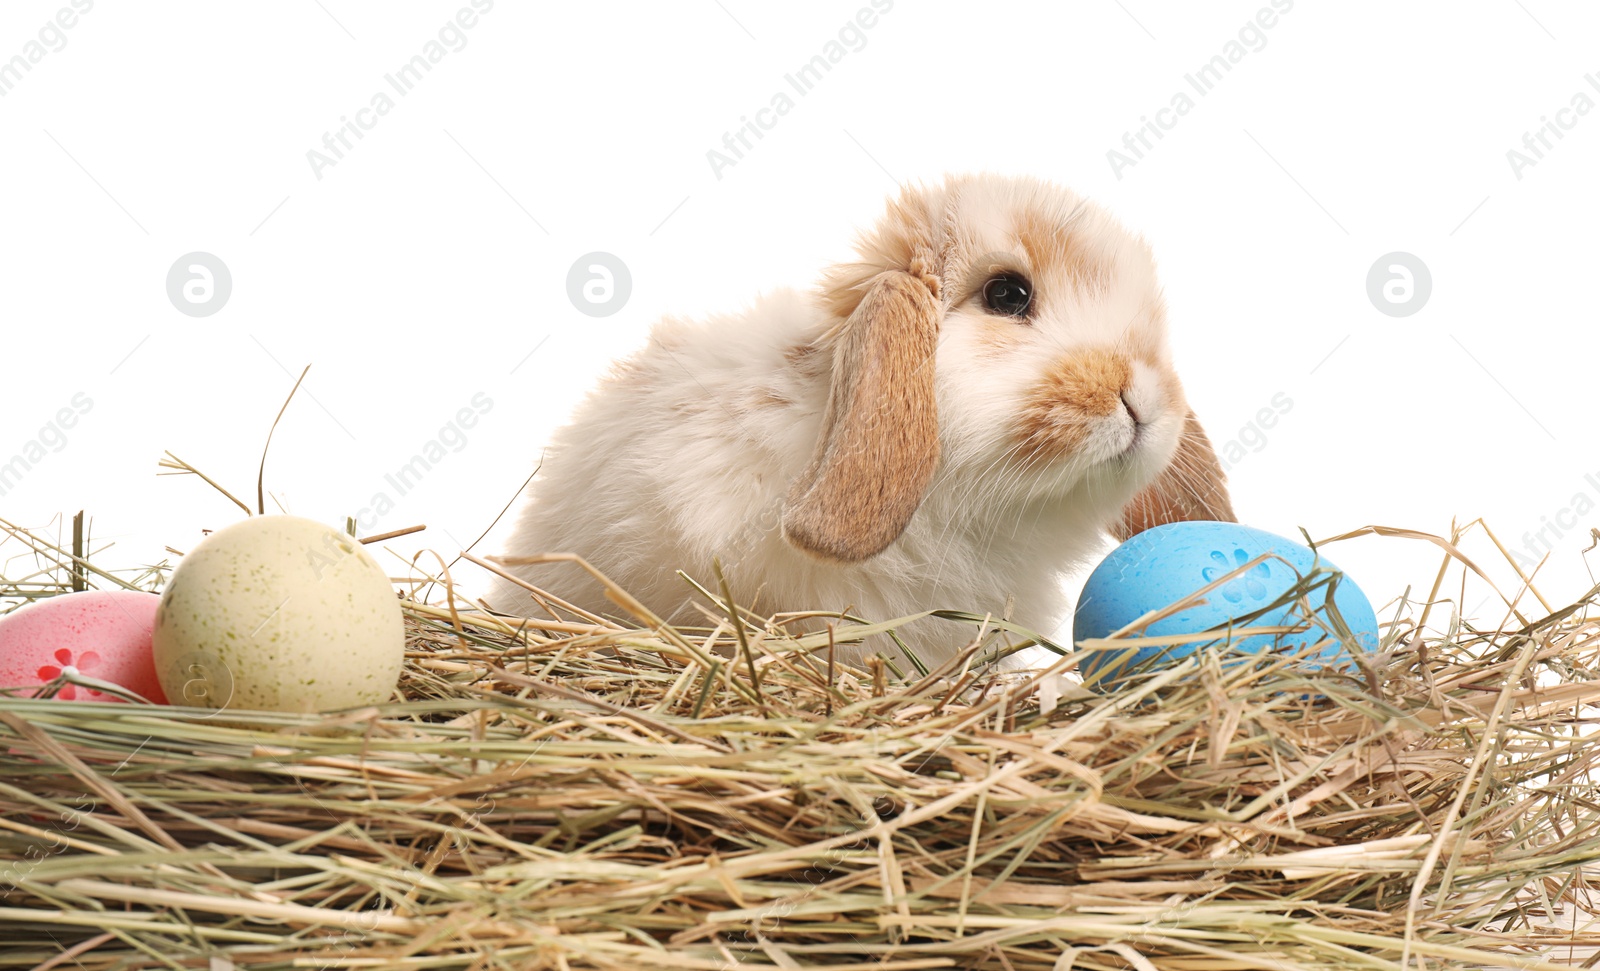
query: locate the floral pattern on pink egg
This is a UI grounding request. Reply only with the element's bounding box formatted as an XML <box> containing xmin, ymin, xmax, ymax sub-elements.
<box><xmin>35</xmin><ymin>647</ymin><xmax>104</xmax><ymax>700</ymax></box>
<box><xmin>0</xmin><ymin>590</ymin><xmax>167</xmax><ymax>703</ymax></box>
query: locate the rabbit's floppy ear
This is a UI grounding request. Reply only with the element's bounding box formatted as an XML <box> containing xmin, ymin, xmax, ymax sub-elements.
<box><xmin>782</xmin><ymin>269</ymin><xmax>942</xmax><ymax>563</ymax></box>
<box><xmin>1111</xmin><ymin>409</ymin><xmax>1237</xmax><ymax>541</ymax></box>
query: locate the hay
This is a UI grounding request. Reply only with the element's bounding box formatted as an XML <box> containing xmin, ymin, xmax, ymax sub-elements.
<box><xmin>2</xmin><ymin>515</ymin><xmax>1600</xmax><ymax>970</ymax></box>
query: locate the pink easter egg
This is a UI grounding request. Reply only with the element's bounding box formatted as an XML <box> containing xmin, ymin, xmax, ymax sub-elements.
<box><xmin>0</xmin><ymin>590</ymin><xmax>168</xmax><ymax>703</ymax></box>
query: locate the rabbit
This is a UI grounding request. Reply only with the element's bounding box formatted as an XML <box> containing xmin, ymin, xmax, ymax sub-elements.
<box><xmin>484</xmin><ymin>173</ymin><xmax>1236</xmax><ymax>669</ymax></box>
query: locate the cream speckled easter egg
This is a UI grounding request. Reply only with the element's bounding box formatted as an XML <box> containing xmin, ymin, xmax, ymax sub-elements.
<box><xmin>151</xmin><ymin>516</ymin><xmax>404</xmax><ymax>715</ymax></box>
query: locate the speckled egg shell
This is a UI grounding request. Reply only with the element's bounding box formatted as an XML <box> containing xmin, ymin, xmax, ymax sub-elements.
<box><xmin>151</xmin><ymin>516</ymin><xmax>404</xmax><ymax>714</ymax></box>
<box><xmin>0</xmin><ymin>590</ymin><xmax>166</xmax><ymax>703</ymax></box>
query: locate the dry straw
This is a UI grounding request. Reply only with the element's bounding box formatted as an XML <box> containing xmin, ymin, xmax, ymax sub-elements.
<box><xmin>2</xmin><ymin>512</ymin><xmax>1599</xmax><ymax>970</ymax></box>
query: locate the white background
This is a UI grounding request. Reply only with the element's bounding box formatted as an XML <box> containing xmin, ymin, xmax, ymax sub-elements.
<box><xmin>2</xmin><ymin>1</ymin><xmax>1596</xmax><ymax>640</ymax></box>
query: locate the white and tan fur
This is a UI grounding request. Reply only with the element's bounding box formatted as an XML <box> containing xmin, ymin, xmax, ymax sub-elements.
<box><xmin>485</xmin><ymin>174</ymin><xmax>1235</xmax><ymax>664</ymax></box>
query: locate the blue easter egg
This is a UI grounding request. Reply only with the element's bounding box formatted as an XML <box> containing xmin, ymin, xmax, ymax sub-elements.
<box><xmin>1073</xmin><ymin>521</ymin><xmax>1378</xmax><ymax>687</ymax></box>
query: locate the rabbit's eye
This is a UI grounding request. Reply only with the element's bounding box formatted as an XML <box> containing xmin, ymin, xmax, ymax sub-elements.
<box><xmin>981</xmin><ymin>274</ymin><xmax>1032</xmax><ymax>319</ymax></box>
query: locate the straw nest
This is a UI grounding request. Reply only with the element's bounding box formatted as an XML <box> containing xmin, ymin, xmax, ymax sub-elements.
<box><xmin>2</xmin><ymin>515</ymin><xmax>1600</xmax><ymax>970</ymax></box>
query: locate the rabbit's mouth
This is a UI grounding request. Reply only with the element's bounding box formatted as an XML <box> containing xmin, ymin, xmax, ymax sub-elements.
<box><xmin>1120</xmin><ymin>423</ymin><xmax>1148</xmax><ymax>456</ymax></box>
<box><xmin>1117</xmin><ymin>392</ymin><xmax>1149</xmax><ymax>456</ymax></box>
<box><xmin>1101</xmin><ymin>409</ymin><xmax>1181</xmax><ymax>482</ymax></box>
<box><xmin>1101</xmin><ymin>402</ymin><xmax>1153</xmax><ymax>463</ymax></box>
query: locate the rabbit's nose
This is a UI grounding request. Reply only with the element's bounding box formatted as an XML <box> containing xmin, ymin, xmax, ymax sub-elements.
<box><xmin>1120</xmin><ymin>389</ymin><xmax>1144</xmax><ymax>425</ymax></box>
